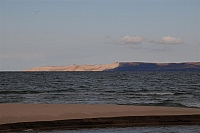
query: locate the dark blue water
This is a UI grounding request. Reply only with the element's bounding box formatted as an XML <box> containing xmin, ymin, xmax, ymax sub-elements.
<box><xmin>21</xmin><ymin>126</ymin><xmax>200</xmax><ymax>133</ymax></box>
<box><xmin>0</xmin><ymin>71</ymin><xmax>200</xmax><ymax>132</ymax></box>
<box><xmin>0</xmin><ymin>71</ymin><xmax>199</xmax><ymax>108</ymax></box>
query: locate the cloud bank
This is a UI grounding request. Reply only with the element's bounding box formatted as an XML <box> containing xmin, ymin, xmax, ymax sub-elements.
<box><xmin>120</xmin><ymin>36</ymin><xmax>144</xmax><ymax>44</ymax></box>
<box><xmin>120</xmin><ymin>36</ymin><xmax>182</xmax><ymax>45</ymax></box>
<box><xmin>151</xmin><ymin>36</ymin><xmax>182</xmax><ymax>44</ymax></box>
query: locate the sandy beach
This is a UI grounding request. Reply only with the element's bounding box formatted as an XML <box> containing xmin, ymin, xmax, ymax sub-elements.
<box><xmin>0</xmin><ymin>104</ymin><xmax>200</xmax><ymax>131</ymax></box>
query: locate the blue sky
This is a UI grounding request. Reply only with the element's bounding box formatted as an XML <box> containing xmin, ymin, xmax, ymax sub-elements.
<box><xmin>0</xmin><ymin>0</ymin><xmax>199</xmax><ymax>71</ymax></box>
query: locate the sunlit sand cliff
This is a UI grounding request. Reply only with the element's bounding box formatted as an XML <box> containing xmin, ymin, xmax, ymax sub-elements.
<box><xmin>24</xmin><ymin>62</ymin><xmax>120</xmax><ymax>71</ymax></box>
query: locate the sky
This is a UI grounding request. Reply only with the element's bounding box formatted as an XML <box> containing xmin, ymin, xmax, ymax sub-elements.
<box><xmin>0</xmin><ymin>0</ymin><xmax>199</xmax><ymax>71</ymax></box>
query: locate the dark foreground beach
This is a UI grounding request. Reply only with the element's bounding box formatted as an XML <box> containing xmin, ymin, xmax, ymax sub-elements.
<box><xmin>0</xmin><ymin>104</ymin><xmax>200</xmax><ymax>132</ymax></box>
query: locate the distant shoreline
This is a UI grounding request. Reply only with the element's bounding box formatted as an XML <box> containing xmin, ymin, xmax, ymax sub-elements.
<box><xmin>23</xmin><ymin>62</ymin><xmax>200</xmax><ymax>71</ymax></box>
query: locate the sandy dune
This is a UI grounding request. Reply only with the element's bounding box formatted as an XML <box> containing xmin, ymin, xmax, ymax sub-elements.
<box><xmin>24</xmin><ymin>62</ymin><xmax>119</xmax><ymax>71</ymax></box>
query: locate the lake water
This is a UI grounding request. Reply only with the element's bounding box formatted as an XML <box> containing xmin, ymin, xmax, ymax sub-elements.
<box><xmin>23</xmin><ymin>126</ymin><xmax>200</xmax><ymax>133</ymax></box>
<box><xmin>0</xmin><ymin>71</ymin><xmax>200</xmax><ymax>132</ymax></box>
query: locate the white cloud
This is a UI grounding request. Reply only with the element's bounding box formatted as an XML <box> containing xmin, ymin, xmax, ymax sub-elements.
<box><xmin>151</xmin><ymin>36</ymin><xmax>182</xmax><ymax>44</ymax></box>
<box><xmin>121</xmin><ymin>36</ymin><xmax>144</xmax><ymax>44</ymax></box>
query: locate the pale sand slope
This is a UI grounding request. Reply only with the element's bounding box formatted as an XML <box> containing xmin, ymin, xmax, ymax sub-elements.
<box><xmin>0</xmin><ymin>104</ymin><xmax>200</xmax><ymax>124</ymax></box>
<box><xmin>24</xmin><ymin>62</ymin><xmax>119</xmax><ymax>71</ymax></box>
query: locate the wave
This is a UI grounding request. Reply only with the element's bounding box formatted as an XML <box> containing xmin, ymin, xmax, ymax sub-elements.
<box><xmin>138</xmin><ymin>92</ymin><xmax>174</xmax><ymax>96</ymax></box>
<box><xmin>0</xmin><ymin>88</ymin><xmax>77</xmax><ymax>95</ymax></box>
<box><xmin>0</xmin><ymin>90</ymin><xmax>41</xmax><ymax>94</ymax></box>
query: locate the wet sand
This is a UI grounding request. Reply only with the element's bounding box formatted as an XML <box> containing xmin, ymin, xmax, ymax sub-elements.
<box><xmin>0</xmin><ymin>104</ymin><xmax>200</xmax><ymax>132</ymax></box>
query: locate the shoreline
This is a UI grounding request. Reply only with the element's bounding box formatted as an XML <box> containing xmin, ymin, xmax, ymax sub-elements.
<box><xmin>1</xmin><ymin>104</ymin><xmax>200</xmax><ymax>132</ymax></box>
<box><xmin>23</xmin><ymin>62</ymin><xmax>200</xmax><ymax>72</ymax></box>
